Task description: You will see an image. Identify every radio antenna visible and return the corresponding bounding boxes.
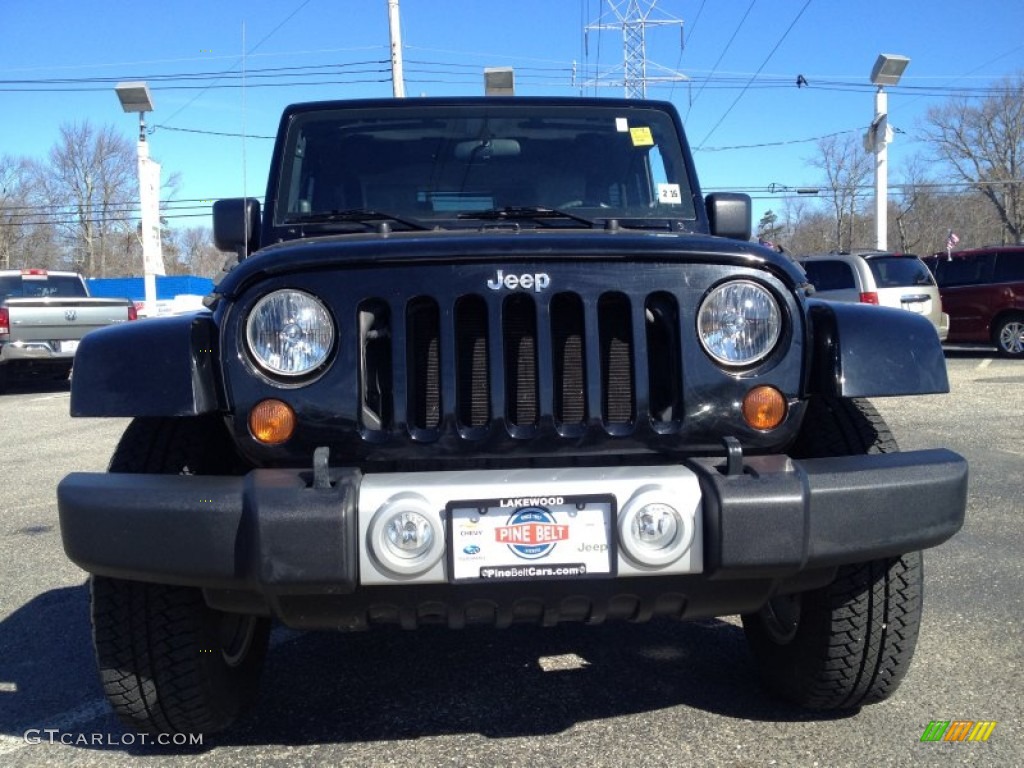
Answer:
[241,21,249,258]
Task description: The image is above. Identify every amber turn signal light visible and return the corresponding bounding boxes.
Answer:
[249,399,296,445]
[742,386,787,430]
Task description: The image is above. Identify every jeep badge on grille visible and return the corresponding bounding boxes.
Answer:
[486,270,551,292]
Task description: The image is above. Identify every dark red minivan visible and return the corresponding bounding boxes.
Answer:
[924,245,1024,358]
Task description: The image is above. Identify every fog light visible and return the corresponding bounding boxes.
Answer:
[385,512,434,558]
[249,399,295,445]
[742,386,787,430]
[619,487,695,567]
[367,493,444,578]
[635,503,679,546]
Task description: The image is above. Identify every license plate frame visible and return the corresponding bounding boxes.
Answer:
[447,493,616,583]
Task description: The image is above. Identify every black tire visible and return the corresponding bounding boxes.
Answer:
[742,397,924,710]
[993,314,1024,358]
[91,416,269,735]
[787,395,898,459]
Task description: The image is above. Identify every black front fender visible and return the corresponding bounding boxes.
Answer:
[70,312,222,417]
[807,300,949,397]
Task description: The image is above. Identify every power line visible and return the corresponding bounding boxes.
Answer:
[695,0,814,150]
[1,58,1015,99]
[5,211,219,227]
[156,0,315,129]
[684,0,756,119]
[0,45,385,75]
[698,128,859,152]
[153,125,276,139]
[669,0,706,100]
[702,179,1024,195]
[0,60,393,85]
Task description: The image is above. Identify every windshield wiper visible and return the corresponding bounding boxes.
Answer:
[456,206,595,228]
[284,208,430,231]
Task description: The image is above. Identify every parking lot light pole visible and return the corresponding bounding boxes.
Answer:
[869,54,909,252]
[115,81,164,315]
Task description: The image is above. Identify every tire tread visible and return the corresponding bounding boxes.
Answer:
[91,416,266,735]
[743,396,923,710]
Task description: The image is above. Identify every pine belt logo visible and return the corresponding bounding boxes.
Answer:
[920,720,997,742]
[496,507,569,560]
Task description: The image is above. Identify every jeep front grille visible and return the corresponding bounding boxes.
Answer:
[358,291,683,441]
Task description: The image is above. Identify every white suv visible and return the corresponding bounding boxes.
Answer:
[799,251,949,340]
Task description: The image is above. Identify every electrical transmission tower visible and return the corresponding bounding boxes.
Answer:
[584,0,686,98]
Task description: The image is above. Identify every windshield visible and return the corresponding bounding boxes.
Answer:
[0,274,87,300]
[867,256,935,288]
[274,103,696,228]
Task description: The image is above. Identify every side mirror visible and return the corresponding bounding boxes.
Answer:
[213,198,261,262]
[705,193,752,241]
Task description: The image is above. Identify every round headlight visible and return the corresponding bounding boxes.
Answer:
[697,280,781,366]
[246,290,335,377]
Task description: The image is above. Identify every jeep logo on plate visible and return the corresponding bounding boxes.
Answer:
[486,269,550,293]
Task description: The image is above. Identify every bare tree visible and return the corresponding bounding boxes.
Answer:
[170,226,228,278]
[808,135,872,252]
[33,121,140,277]
[920,73,1024,243]
[0,155,62,270]
[781,202,835,256]
[0,155,28,271]
[892,157,937,255]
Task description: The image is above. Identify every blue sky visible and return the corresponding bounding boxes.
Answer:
[2,0,1022,231]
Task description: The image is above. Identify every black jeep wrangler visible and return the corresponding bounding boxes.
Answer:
[58,97,967,735]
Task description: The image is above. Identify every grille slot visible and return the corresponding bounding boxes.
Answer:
[645,292,682,425]
[455,296,490,428]
[598,292,635,426]
[358,299,393,431]
[551,292,586,427]
[503,294,538,428]
[406,297,441,431]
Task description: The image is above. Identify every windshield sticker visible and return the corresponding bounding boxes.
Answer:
[630,126,654,146]
[615,117,629,132]
[658,183,682,204]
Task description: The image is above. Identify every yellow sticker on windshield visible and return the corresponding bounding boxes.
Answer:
[630,126,654,146]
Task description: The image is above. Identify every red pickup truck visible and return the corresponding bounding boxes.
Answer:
[0,269,137,389]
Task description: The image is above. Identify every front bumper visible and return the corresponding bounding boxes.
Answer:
[58,449,967,626]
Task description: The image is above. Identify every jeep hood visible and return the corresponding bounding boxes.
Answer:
[214,229,804,299]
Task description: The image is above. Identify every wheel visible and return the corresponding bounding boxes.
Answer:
[741,397,924,710]
[993,314,1024,358]
[91,416,269,734]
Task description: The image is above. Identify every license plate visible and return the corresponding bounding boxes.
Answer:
[59,340,79,353]
[903,301,924,313]
[447,494,615,583]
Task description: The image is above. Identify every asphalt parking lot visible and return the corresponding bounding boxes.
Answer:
[0,351,1020,767]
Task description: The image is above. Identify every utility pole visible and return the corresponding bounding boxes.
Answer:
[387,0,406,98]
[585,0,686,98]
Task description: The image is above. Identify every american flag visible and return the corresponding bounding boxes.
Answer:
[946,231,960,249]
